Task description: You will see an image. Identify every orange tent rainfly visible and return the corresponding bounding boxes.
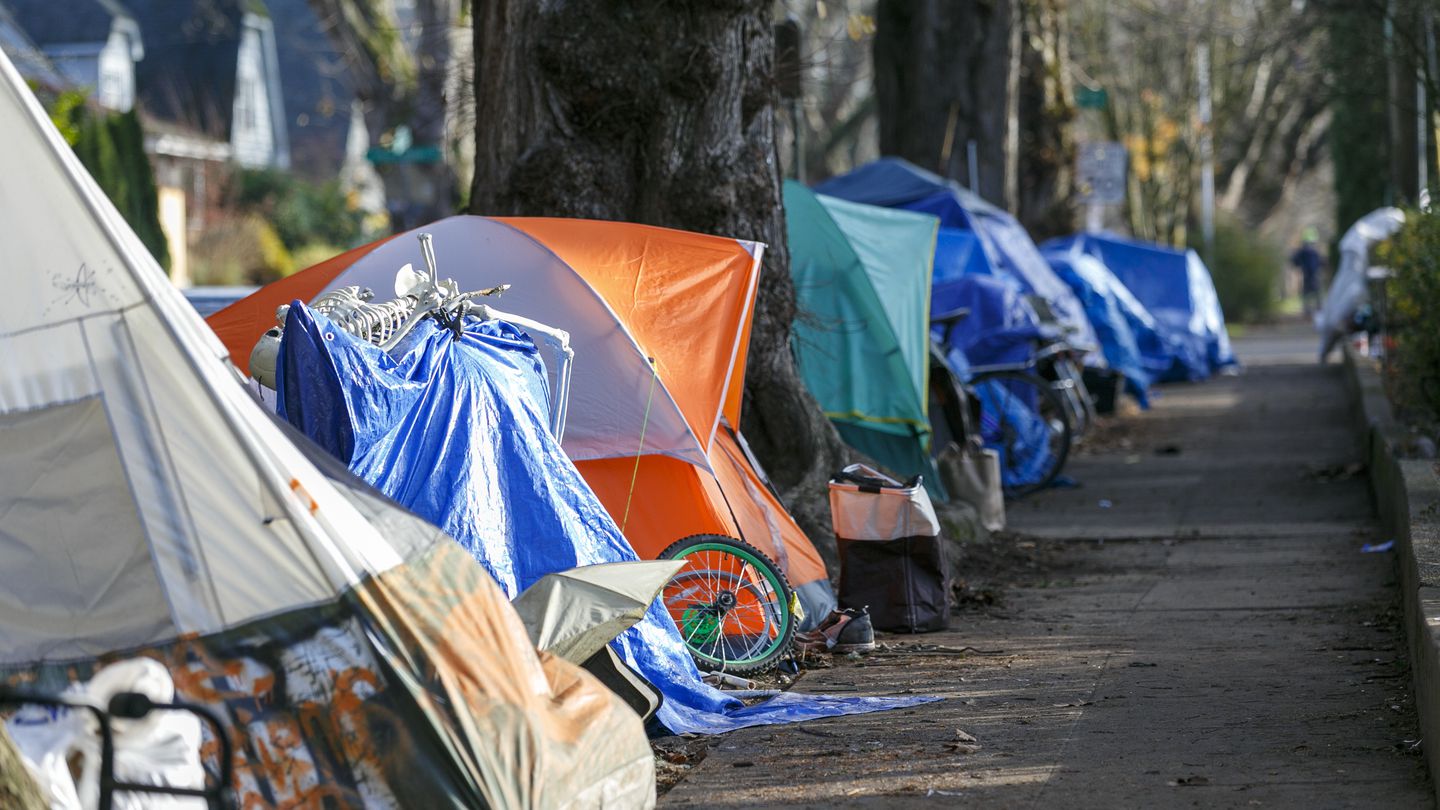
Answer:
[209,215,837,624]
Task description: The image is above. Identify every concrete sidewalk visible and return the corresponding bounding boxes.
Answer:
[660,322,1433,808]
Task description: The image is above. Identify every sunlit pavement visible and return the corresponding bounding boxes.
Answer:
[660,320,1433,808]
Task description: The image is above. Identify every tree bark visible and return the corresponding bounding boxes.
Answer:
[469,0,850,566]
[874,0,1020,209]
[1016,0,1076,239]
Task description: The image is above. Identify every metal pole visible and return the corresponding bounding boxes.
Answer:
[1426,8,1438,203]
[1387,0,1399,205]
[1197,42,1215,261]
[1420,42,1429,199]
[967,140,979,195]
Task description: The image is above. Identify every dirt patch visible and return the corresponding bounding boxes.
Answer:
[951,531,1083,610]
[653,736,712,796]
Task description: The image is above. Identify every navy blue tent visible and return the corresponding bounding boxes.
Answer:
[1044,233,1236,380]
[816,158,1100,358]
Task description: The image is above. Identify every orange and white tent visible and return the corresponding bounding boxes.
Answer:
[209,216,837,621]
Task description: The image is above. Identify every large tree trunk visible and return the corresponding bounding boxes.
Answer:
[874,0,1020,209]
[1016,0,1076,239]
[469,0,850,567]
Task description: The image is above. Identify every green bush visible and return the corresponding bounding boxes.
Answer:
[189,214,294,286]
[1195,219,1282,324]
[1377,209,1440,419]
[49,95,170,270]
[233,169,363,253]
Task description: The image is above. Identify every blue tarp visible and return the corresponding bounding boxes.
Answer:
[1045,234,1236,380]
[927,274,1055,487]
[815,158,1101,359]
[275,304,938,735]
[931,270,1047,370]
[972,377,1055,488]
[1042,245,1165,407]
[934,227,1001,284]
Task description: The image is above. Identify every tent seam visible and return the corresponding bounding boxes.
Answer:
[78,325,185,641]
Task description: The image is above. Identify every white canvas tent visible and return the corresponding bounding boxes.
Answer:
[0,47,654,808]
[1317,207,1405,360]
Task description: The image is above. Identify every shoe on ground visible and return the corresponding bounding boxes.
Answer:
[796,607,876,654]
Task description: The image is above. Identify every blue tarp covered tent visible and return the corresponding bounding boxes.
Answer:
[275,305,937,735]
[934,226,1000,284]
[1042,244,1172,406]
[931,238,1047,369]
[815,158,1101,360]
[927,273,1057,488]
[1044,233,1236,380]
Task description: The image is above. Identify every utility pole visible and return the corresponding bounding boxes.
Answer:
[1425,9,1438,204]
[968,140,980,195]
[1197,42,1215,262]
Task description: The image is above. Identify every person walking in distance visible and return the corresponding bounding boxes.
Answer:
[1291,227,1324,317]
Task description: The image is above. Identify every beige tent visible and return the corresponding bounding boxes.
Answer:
[0,47,653,808]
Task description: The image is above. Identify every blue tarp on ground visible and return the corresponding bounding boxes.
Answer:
[1042,245,1167,407]
[275,304,939,735]
[1045,234,1236,380]
[815,158,1101,359]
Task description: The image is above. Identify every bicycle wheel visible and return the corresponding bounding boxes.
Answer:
[970,370,1073,497]
[657,534,796,675]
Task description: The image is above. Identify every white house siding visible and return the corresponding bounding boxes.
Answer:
[230,23,274,168]
[96,29,135,111]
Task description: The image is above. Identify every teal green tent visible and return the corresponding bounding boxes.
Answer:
[784,180,945,499]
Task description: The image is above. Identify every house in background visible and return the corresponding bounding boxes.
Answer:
[0,1,68,93]
[266,0,352,179]
[2,0,389,285]
[5,0,142,112]
[126,0,291,286]
[267,0,384,216]
[128,0,289,172]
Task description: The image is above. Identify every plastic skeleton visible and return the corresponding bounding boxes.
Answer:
[249,232,575,441]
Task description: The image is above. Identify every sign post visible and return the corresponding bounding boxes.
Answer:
[1075,141,1127,233]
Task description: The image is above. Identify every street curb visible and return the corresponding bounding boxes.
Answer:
[1343,345,1440,799]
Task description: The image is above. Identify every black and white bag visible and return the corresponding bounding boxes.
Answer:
[828,464,950,633]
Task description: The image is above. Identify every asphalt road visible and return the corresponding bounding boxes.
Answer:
[660,321,1433,808]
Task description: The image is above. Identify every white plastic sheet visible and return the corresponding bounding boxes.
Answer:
[1317,208,1406,359]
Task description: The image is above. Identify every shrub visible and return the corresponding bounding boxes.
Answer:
[48,95,170,269]
[1377,209,1440,419]
[232,169,364,252]
[291,242,346,271]
[1196,219,1282,324]
[189,215,294,286]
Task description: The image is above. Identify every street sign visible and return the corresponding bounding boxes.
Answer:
[1076,141,1127,205]
[366,145,442,165]
[1076,86,1108,109]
